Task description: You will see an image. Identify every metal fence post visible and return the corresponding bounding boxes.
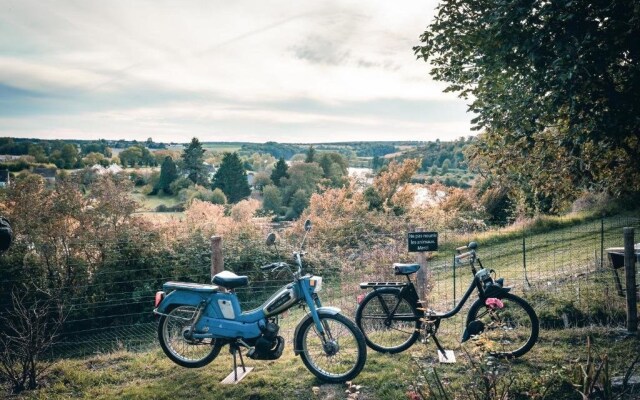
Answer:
[452,254,456,308]
[415,227,428,299]
[211,236,224,281]
[624,228,637,333]
[600,217,605,269]
[522,226,531,288]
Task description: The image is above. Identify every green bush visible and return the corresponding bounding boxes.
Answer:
[169,177,192,194]
[210,188,227,205]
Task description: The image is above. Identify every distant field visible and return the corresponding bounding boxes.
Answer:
[130,190,181,212]
[202,143,244,152]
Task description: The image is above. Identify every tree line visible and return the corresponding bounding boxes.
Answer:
[415,0,640,214]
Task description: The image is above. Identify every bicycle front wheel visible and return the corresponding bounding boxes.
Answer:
[466,293,539,358]
[355,288,421,354]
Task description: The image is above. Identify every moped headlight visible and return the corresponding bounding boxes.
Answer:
[309,276,322,293]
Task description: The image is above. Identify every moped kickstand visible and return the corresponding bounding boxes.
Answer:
[222,341,253,384]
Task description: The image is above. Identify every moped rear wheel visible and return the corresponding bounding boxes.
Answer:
[296,312,366,383]
[158,305,222,368]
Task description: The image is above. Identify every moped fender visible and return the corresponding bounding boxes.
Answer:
[293,307,341,355]
[316,306,340,315]
[482,284,511,299]
[155,290,208,314]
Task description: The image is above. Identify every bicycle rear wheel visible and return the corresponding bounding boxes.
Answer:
[355,288,421,354]
[466,293,539,358]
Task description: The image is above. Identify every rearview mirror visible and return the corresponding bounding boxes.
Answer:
[0,217,12,253]
[304,219,312,232]
[266,232,277,246]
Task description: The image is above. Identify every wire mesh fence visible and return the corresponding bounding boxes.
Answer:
[2,214,634,360]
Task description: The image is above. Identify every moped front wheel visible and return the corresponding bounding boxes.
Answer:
[466,293,539,358]
[158,305,222,368]
[295,312,366,383]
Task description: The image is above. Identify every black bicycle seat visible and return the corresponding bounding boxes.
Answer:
[393,263,421,275]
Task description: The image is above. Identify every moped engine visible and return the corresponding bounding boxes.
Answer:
[247,321,285,360]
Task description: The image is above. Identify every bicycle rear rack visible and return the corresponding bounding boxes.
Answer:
[359,282,408,289]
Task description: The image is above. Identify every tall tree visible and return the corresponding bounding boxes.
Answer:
[305,146,316,163]
[262,185,282,214]
[280,162,324,204]
[270,157,289,187]
[182,138,207,185]
[156,156,178,194]
[415,0,640,207]
[212,152,251,203]
[28,144,47,163]
[319,152,348,187]
[60,144,79,169]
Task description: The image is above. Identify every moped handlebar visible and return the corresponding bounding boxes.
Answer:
[457,250,474,260]
[454,249,477,266]
[260,262,288,271]
[456,241,478,254]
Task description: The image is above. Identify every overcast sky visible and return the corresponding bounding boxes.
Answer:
[0,0,473,143]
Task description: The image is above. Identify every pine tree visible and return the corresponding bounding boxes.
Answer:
[270,157,289,187]
[182,138,207,185]
[156,156,178,194]
[212,152,251,203]
[305,146,316,163]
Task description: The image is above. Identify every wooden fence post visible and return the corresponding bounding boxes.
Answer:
[415,227,428,300]
[623,227,637,333]
[211,236,224,281]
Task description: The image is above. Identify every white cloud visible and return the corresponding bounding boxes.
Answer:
[0,0,474,142]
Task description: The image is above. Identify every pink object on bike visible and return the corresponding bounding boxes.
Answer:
[357,294,366,304]
[485,298,504,309]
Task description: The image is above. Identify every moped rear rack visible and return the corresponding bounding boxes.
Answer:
[153,308,196,321]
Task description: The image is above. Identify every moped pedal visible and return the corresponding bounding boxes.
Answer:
[246,348,256,359]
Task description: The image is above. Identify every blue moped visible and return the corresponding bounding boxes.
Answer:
[153,220,366,383]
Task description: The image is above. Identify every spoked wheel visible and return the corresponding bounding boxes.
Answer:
[158,305,222,368]
[355,288,421,353]
[466,293,539,358]
[296,312,366,383]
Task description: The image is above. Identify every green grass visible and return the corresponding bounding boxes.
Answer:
[12,326,639,399]
[130,191,181,212]
[416,212,638,320]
